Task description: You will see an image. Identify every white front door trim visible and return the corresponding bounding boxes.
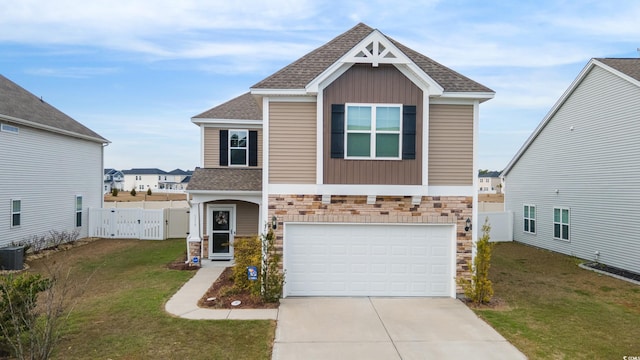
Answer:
[207,204,236,260]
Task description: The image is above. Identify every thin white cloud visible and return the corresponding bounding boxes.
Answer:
[25,67,120,78]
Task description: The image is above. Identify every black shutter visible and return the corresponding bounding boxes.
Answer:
[219,130,228,166]
[402,105,416,160]
[249,130,258,166]
[331,104,345,158]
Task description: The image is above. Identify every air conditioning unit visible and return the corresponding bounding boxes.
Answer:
[0,246,24,270]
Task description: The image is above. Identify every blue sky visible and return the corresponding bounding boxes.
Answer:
[1,0,639,172]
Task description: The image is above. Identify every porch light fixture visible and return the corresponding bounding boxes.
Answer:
[271,216,277,230]
[465,218,472,232]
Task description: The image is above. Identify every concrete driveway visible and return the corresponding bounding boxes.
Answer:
[272,297,526,360]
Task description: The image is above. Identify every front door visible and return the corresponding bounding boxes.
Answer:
[209,205,235,260]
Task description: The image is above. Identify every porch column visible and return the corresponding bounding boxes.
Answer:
[186,202,203,265]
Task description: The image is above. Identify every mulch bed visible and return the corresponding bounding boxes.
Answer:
[582,262,640,282]
[197,267,279,309]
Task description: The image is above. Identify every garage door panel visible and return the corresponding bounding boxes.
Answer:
[285,224,453,297]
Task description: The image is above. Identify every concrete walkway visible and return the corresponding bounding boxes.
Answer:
[272,297,526,360]
[164,260,278,320]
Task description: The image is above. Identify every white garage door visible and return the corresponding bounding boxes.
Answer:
[284,223,454,297]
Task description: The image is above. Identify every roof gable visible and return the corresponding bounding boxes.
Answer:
[502,58,640,176]
[0,75,107,143]
[251,23,493,95]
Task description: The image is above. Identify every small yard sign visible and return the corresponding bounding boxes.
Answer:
[247,266,258,281]
[192,256,199,264]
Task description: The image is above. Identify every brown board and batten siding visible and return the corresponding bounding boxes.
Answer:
[428,104,473,185]
[323,64,423,185]
[269,102,317,183]
[203,127,263,168]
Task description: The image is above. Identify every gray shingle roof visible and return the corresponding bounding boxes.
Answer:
[251,23,493,93]
[193,92,262,120]
[0,74,107,142]
[597,58,640,82]
[187,168,262,191]
[122,168,168,175]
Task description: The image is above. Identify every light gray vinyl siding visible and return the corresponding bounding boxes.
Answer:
[505,65,640,275]
[0,122,103,247]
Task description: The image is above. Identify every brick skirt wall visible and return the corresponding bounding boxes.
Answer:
[268,195,473,283]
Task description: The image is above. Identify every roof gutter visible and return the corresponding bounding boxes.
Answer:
[0,113,110,144]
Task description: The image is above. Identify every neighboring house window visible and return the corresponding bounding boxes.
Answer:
[345,104,402,159]
[1,123,19,134]
[75,196,82,227]
[11,199,21,227]
[553,207,570,241]
[219,130,258,167]
[139,185,144,190]
[523,205,536,234]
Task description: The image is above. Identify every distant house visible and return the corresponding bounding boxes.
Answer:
[0,75,108,247]
[122,168,191,192]
[161,169,192,191]
[502,58,640,276]
[478,171,502,194]
[186,23,494,297]
[104,168,124,193]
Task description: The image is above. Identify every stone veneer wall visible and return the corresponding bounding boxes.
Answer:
[268,195,474,288]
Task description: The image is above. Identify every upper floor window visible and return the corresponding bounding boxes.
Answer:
[523,204,536,234]
[229,130,248,166]
[11,199,21,227]
[330,104,416,160]
[1,123,19,134]
[345,104,401,159]
[75,196,83,227]
[219,130,258,167]
[553,207,570,241]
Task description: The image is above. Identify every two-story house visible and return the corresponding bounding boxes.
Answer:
[478,171,502,194]
[104,168,124,193]
[186,23,494,298]
[1,74,108,248]
[160,169,192,191]
[122,168,168,192]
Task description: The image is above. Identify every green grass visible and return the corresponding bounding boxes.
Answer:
[474,242,640,359]
[26,239,275,360]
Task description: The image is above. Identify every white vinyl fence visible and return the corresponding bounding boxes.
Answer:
[477,211,513,242]
[89,208,188,240]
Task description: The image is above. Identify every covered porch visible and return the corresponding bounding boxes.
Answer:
[185,168,263,264]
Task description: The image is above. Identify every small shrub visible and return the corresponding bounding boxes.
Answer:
[0,273,52,358]
[111,187,119,196]
[130,188,137,196]
[232,237,262,295]
[458,218,495,304]
[146,188,152,196]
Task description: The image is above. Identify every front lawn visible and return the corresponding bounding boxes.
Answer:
[25,239,275,359]
[474,242,640,359]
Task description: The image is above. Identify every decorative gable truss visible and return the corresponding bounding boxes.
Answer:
[306,30,444,96]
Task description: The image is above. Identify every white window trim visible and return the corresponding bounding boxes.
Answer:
[1,123,19,134]
[75,195,83,227]
[523,204,536,234]
[553,207,570,241]
[228,129,249,166]
[10,199,21,228]
[344,103,403,160]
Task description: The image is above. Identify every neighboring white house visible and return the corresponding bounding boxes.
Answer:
[122,168,191,193]
[0,74,109,247]
[478,171,502,194]
[161,169,192,191]
[104,168,124,193]
[502,58,640,276]
[122,168,167,192]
